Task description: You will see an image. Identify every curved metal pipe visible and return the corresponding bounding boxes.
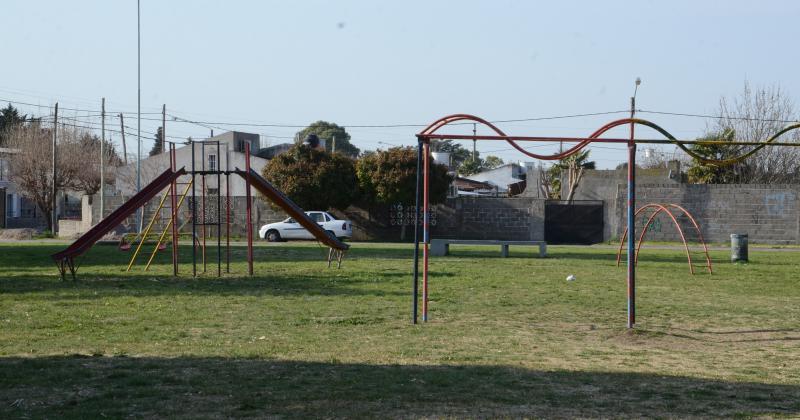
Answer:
[418,114,800,166]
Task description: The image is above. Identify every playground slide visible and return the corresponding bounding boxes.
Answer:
[52,168,187,273]
[236,168,350,251]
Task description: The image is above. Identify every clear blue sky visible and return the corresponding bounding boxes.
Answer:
[2,0,799,168]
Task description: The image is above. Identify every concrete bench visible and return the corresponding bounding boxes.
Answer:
[430,239,547,258]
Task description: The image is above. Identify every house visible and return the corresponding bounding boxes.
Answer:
[1,147,50,229]
[452,177,498,196]
[463,163,527,196]
[115,131,268,197]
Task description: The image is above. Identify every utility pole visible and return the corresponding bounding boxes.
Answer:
[137,0,142,232]
[51,103,58,235]
[331,135,336,154]
[162,104,166,154]
[472,123,477,162]
[100,97,105,218]
[119,113,128,166]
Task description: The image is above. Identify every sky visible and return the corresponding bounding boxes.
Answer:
[2,0,799,168]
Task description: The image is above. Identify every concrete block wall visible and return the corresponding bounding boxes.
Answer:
[615,184,799,244]
[333,197,545,242]
[433,197,545,241]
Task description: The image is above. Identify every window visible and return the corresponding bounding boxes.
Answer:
[310,213,324,223]
[208,154,217,171]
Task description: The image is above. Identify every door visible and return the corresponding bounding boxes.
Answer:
[281,217,305,239]
[303,212,325,239]
[545,200,604,244]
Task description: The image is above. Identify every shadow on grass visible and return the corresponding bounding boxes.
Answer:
[1,356,798,418]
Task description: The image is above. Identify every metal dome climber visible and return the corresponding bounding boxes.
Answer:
[615,204,713,275]
[412,113,800,328]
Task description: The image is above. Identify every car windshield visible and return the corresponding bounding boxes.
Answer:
[284,217,296,223]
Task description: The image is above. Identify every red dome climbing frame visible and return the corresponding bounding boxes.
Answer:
[616,204,712,274]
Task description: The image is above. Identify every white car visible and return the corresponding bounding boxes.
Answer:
[259,211,353,242]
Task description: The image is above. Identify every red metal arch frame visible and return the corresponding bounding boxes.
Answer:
[616,204,712,274]
[413,113,800,328]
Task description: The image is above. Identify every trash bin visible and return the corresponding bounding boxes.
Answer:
[731,233,748,262]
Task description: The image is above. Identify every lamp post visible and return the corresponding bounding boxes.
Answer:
[626,77,641,329]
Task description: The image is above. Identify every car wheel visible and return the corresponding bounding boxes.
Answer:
[325,230,336,239]
[266,230,281,242]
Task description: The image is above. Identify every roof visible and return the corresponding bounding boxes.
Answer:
[453,177,495,191]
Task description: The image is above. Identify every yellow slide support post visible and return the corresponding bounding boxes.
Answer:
[144,180,194,271]
[125,188,172,271]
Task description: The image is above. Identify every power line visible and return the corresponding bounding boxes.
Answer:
[639,109,800,124]
[0,97,161,116]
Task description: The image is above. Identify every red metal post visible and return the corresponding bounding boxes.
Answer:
[201,143,207,272]
[422,139,430,322]
[225,141,231,274]
[245,142,254,276]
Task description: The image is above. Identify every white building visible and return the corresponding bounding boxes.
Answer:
[115,131,268,197]
[464,163,526,195]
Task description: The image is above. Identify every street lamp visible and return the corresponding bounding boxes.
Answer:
[631,77,641,118]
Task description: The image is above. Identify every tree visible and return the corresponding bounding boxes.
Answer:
[356,146,451,240]
[0,104,27,146]
[261,144,358,210]
[690,82,800,183]
[458,158,483,176]
[538,163,561,199]
[7,122,126,231]
[430,139,473,168]
[483,155,504,169]
[686,130,748,184]
[6,123,75,231]
[556,149,595,203]
[356,146,450,207]
[149,127,164,156]
[296,121,360,158]
[62,131,124,195]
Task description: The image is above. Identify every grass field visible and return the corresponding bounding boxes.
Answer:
[1,241,799,418]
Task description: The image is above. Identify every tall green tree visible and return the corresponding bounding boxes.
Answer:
[356,146,451,241]
[262,144,358,210]
[296,121,360,158]
[356,146,451,206]
[0,104,27,146]
[149,127,164,156]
